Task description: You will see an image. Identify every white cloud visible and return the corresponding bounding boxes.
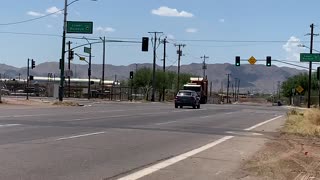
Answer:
[219,18,225,23]
[96,26,116,33]
[27,11,44,17]
[167,34,175,40]
[46,6,62,17]
[186,28,198,33]
[282,36,304,61]
[151,6,194,18]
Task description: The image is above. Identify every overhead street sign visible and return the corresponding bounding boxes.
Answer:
[248,56,257,65]
[84,47,91,54]
[67,21,93,34]
[300,53,320,62]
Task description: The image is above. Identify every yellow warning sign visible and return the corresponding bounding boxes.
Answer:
[296,86,304,94]
[248,56,257,65]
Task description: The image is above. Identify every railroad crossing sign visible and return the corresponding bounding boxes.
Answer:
[296,85,304,94]
[248,56,257,65]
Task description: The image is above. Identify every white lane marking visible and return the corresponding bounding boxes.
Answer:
[118,115,284,180]
[0,124,21,127]
[172,108,207,113]
[55,132,106,141]
[225,112,234,115]
[155,121,178,125]
[244,115,283,131]
[200,116,211,119]
[117,136,234,180]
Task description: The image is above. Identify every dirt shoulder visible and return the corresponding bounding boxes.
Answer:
[235,109,320,180]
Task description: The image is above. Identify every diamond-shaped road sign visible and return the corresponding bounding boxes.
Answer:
[296,85,304,94]
[248,56,257,65]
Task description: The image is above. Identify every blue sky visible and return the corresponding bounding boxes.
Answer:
[0,0,320,68]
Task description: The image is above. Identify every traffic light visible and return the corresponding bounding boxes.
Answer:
[90,81,94,85]
[142,37,149,52]
[29,75,34,81]
[68,50,74,60]
[31,59,35,69]
[130,71,134,79]
[235,56,240,66]
[317,67,320,80]
[266,56,271,67]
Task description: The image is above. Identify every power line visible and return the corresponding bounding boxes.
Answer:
[175,39,320,43]
[0,9,64,26]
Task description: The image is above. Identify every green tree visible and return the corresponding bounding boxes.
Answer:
[281,73,317,97]
[132,68,152,100]
[131,68,194,101]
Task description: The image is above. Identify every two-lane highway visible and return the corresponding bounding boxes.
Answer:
[0,102,286,180]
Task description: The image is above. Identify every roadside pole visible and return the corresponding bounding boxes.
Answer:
[27,58,30,100]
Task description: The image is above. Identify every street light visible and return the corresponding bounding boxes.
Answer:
[298,44,320,53]
[83,37,92,99]
[59,0,97,102]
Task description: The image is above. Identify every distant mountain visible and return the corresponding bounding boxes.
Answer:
[0,62,306,93]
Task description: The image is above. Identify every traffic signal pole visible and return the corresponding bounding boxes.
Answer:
[59,0,68,102]
[27,58,30,100]
[67,41,71,98]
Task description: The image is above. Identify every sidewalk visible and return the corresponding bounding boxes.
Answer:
[119,116,285,180]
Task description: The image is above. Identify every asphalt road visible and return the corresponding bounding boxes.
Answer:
[0,102,286,180]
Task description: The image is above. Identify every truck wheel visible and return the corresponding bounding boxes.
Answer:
[180,106,183,108]
[175,104,178,108]
[192,105,196,109]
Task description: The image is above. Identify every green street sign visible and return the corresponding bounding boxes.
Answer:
[300,53,320,62]
[67,21,93,34]
[84,47,91,54]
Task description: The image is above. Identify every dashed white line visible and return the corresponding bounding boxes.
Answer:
[0,124,21,127]
[155,121,178,125]
[200,116,211,119]
[55,132,106,141]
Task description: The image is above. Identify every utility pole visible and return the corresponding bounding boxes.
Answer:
[67,41,71,98]
[232,82,234,101]
[101,36,106,93]
[175,44,186,93]
[233,78,238,102]
[210,81,212,97]
[27,58,30,100]
[148,31,163,102]
[237,79,240,101]
[88,43,92,99]
[59,0,68,102]
[226,74,231,104]
[307,24,318,108]
[162,37,167,102]
[221,81,224,103]
[278,81,281,100]
[201,55,209,78]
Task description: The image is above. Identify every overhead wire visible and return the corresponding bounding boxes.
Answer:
[0,8,64,26]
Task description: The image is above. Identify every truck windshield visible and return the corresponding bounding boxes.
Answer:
[183,86,201,92]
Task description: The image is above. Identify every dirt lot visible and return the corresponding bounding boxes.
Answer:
[235,109,320,180]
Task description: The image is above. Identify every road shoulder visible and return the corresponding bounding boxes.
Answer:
[118,116,285,180]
